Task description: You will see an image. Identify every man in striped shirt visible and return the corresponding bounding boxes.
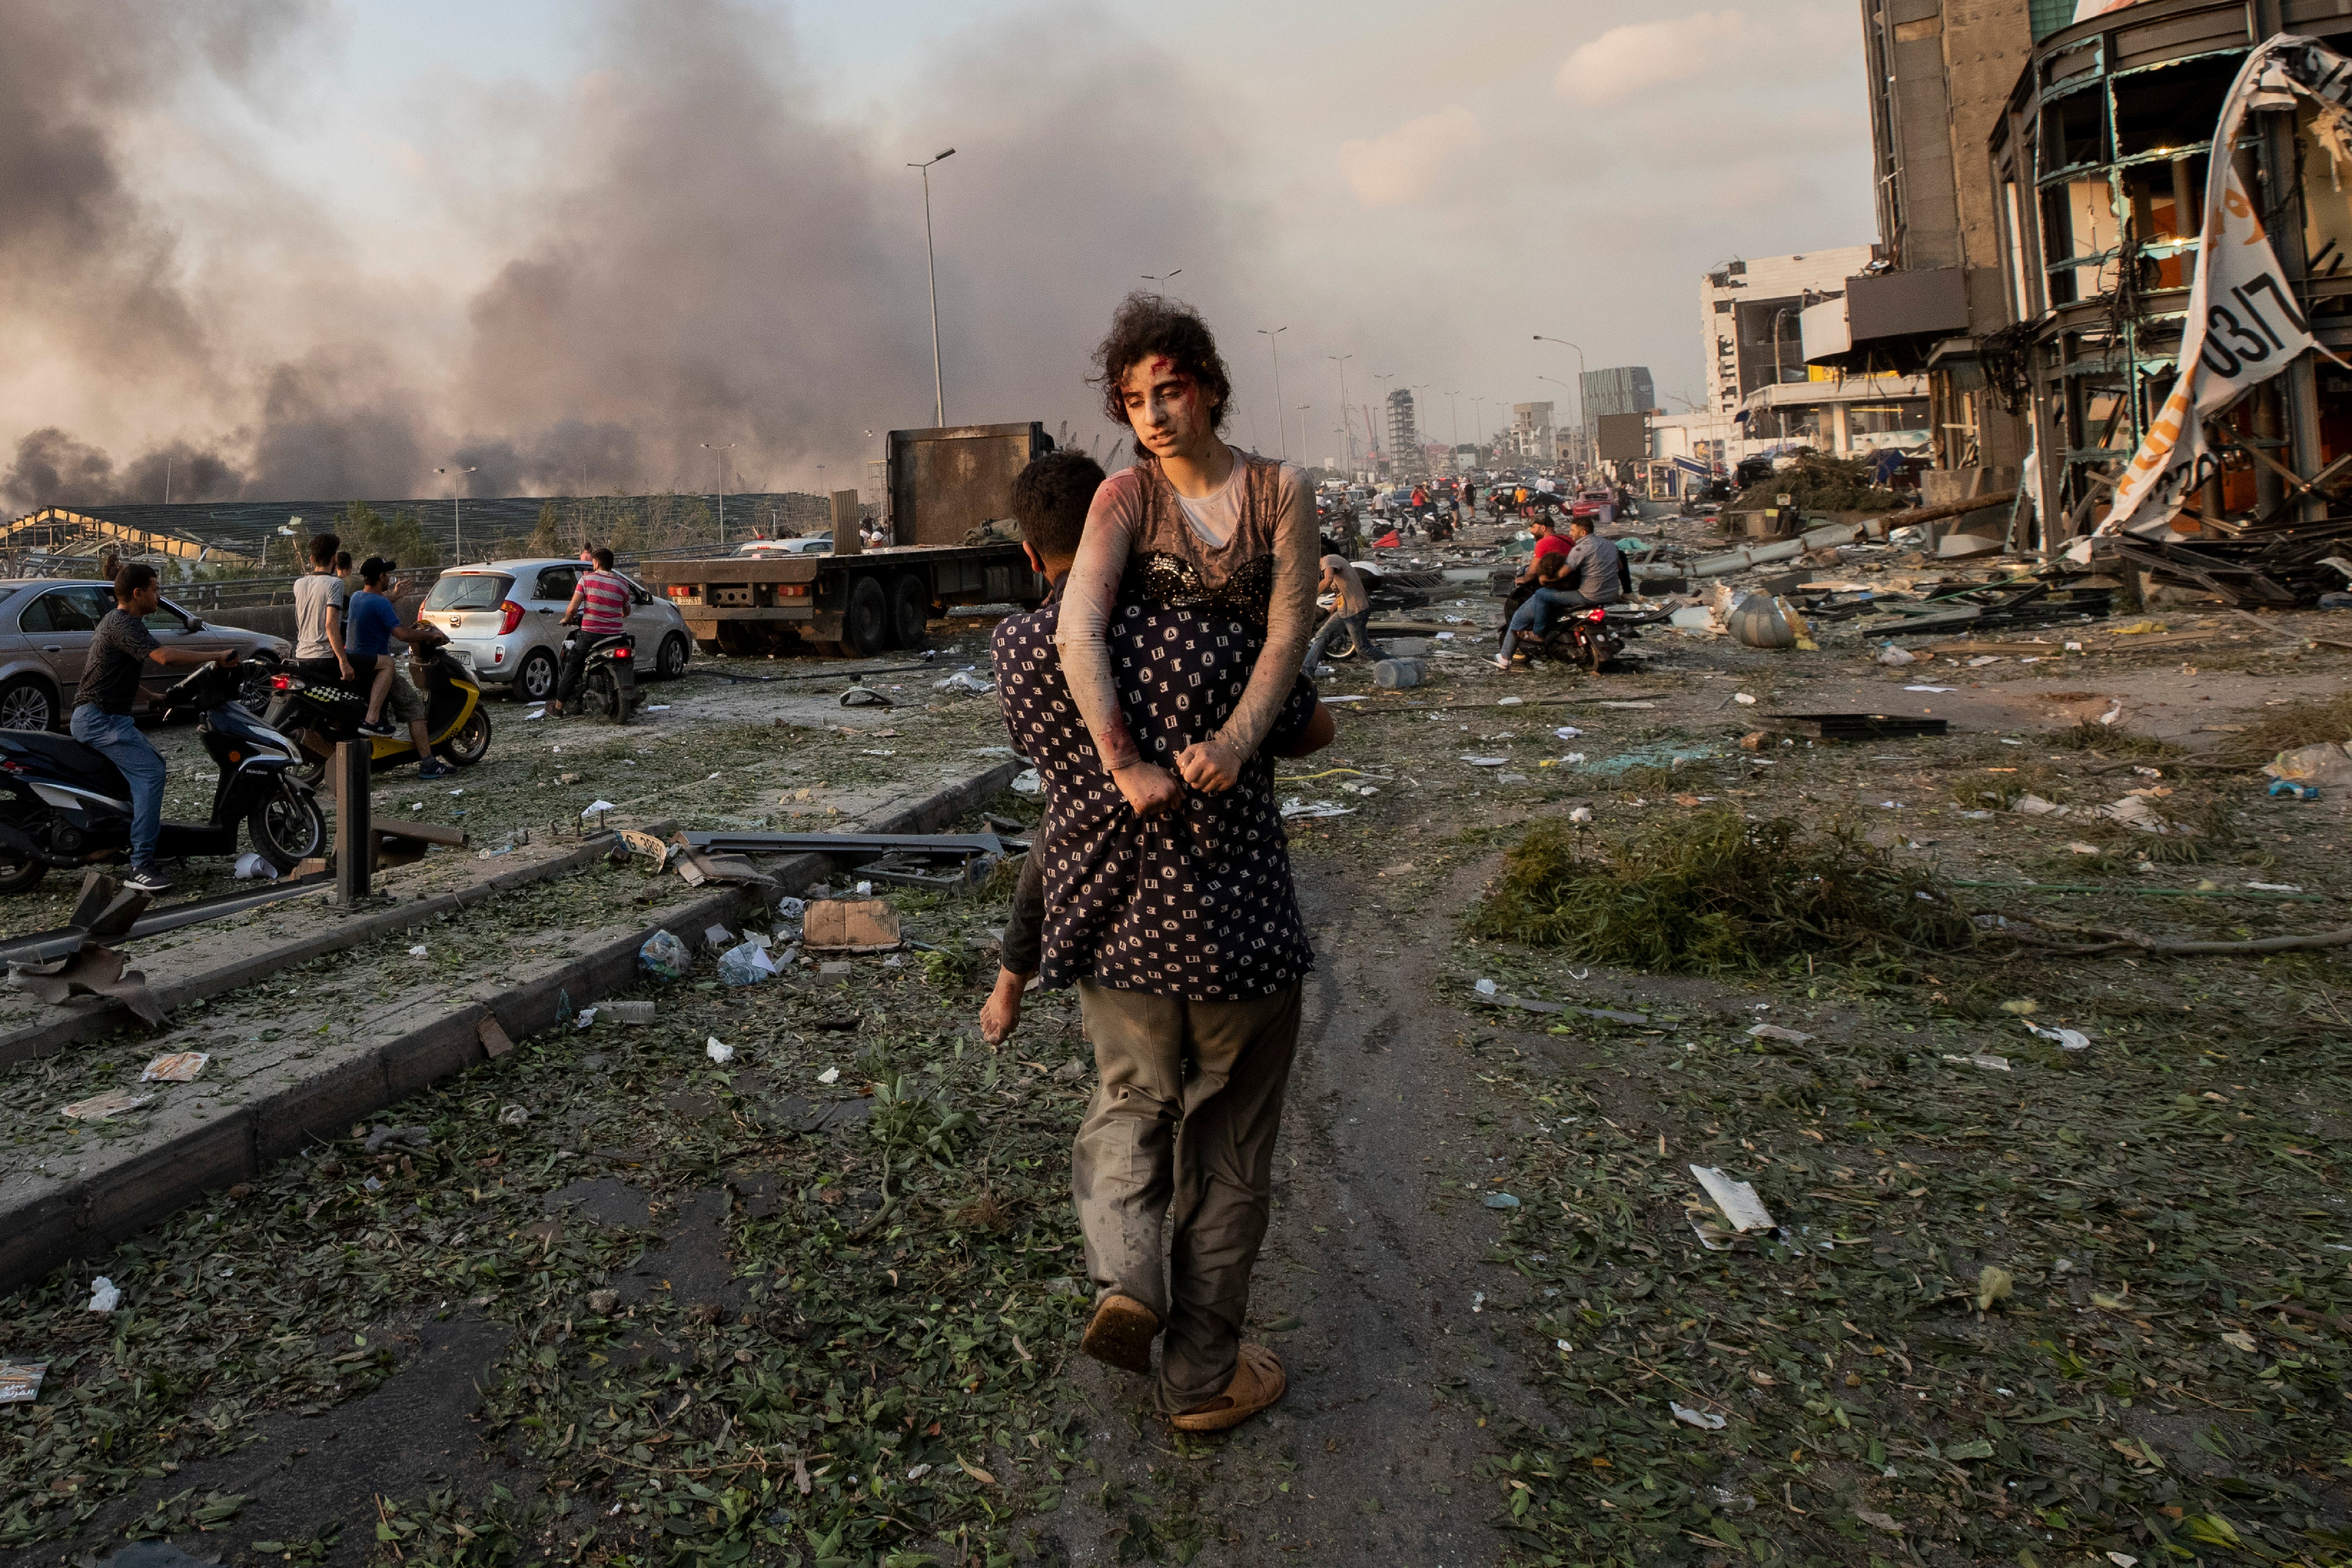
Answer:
[549,546,632,717]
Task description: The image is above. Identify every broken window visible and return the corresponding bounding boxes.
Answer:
[2041,84,2109,173]
[2040,178,2118,305]
[2110,54,2240,160]
[2117,154,2204,289]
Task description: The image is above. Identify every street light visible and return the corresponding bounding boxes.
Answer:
[1532,334,1587,472]
[1326,355,1354,466]
[1294,405,1312,468]
[909,147,956,426]
[1256,327,1288,459]
[1141,269,1182,285]
[702,443,738,546]
[1471,395,1488,451]
[433,466,476,564]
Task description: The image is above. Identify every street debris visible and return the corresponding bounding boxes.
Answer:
[1745,1023,1812,1044]
[1942,1052,2012,1071]
[59,1090,149,1122]
[2024,1021,2090,1050]
[1669,1401,1728,1431]
[0,1361,46,1404]
[1688,1165,1776,1236]
[639,928,691,979]
[139,1052,210,1082]
[362,1125,430,1154]
[232,852,278,880]
[1280,799,1355,819]
[1483,1192,1521,1209]
[705,1037,734,1064]
[86,1278,119,1314]
[802,898,901,953]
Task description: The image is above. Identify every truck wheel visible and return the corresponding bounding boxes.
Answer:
[888,575,931,650]
[842,576,891,656]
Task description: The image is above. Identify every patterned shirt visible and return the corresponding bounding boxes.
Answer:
[578,570,631,634]
[994,598,1317,1001]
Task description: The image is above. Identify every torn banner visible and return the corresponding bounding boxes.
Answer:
[2098,34,2352,539]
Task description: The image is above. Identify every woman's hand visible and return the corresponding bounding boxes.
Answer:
[980,968,1029,1045]
[1110,761,1184,819]
[1175,737,1244,793]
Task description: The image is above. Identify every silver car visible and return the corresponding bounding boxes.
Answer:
[0,578,291,733]
[418,558,692,702]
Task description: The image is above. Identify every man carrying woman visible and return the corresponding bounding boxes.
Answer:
[997,293,1321,1433]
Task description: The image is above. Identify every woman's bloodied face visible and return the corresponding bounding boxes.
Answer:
[1118,355,1219,461]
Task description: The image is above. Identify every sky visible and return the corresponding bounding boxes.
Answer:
[0,0,1878,506]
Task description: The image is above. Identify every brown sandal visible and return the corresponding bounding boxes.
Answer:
[1170,1343,1286,1432]
[1080,1293,1161,1377]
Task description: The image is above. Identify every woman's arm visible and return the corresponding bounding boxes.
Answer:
[1050,473,1180,816]
[1176,466,1318,791]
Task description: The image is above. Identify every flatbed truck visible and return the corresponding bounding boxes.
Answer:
[638,422,1053,656]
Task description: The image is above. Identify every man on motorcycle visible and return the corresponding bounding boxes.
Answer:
[69,564,238,893]
[1494,515,1622,668]
[547,546,630,718]
[348,558,457,778]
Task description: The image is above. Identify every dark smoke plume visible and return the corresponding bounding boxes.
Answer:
[2,0,1265,508]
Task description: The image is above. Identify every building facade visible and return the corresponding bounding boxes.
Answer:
[1504,401,1557,464]
[1700,248,1879,415]
[1385,389,1426,478]
[1837,0,2038,490]
[1990,0,2352,542]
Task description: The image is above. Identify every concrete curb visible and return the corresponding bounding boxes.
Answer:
[0,759,1021,1297]
[0,825,667,1071]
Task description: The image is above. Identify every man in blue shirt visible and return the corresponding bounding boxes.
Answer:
[346,558,455,777]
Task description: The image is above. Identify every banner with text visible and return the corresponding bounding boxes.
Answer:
[2096,36,2352,536]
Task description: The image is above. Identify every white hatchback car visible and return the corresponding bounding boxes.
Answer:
[418,558,692,702]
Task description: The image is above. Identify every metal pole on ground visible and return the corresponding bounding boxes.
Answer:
[333,740,372,905]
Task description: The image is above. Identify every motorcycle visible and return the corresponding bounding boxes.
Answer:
[267,640,493,780]
[560,625,639,725]
[0,660,324,894]
[1510,603,1672,674]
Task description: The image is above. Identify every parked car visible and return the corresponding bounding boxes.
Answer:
[0,578,291,733]
[417,558,692,702]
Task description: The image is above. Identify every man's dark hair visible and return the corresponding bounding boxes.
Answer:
[309,532,340,566]
[113,562,157,600]
[1566,514,1594,533]
[1010,450,1105,563]
[591,546,615,570]
[1089,292,1232,435]
[336,551,352,572]
[360,556,393,586]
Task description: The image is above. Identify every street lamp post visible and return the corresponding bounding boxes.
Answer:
[1369,372,1395,471]
[1141,269,1182,285]
[1256,327,1288,460]
[1327,354,1353,467]
[1294,405,1312,468]
[702,443,738,546]
[909,147,956,426]
[433,466,476,564]
[1471,396,1487,453]
[1531,334,1587,474]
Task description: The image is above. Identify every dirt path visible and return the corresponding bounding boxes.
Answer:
[1031,849,1545,1566]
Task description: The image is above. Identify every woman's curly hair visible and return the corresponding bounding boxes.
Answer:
[1089,291,1232,435]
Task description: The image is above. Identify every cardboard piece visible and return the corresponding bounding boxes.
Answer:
[802,897,902,953]
[478,1014,515,1059]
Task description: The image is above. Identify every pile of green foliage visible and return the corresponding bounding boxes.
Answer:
[1470,807,1972,972]
[1731,449,1900,514]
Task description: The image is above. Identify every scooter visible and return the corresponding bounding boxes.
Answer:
[1512,603,1672,674]
[558,624,638,725]
[267,640,494,779]
[0,660,324,894]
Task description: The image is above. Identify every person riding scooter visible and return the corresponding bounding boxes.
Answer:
[68,564,239,894]
[1495,514,1621,669]
[340,558,456,778]
[547,546,631,719]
